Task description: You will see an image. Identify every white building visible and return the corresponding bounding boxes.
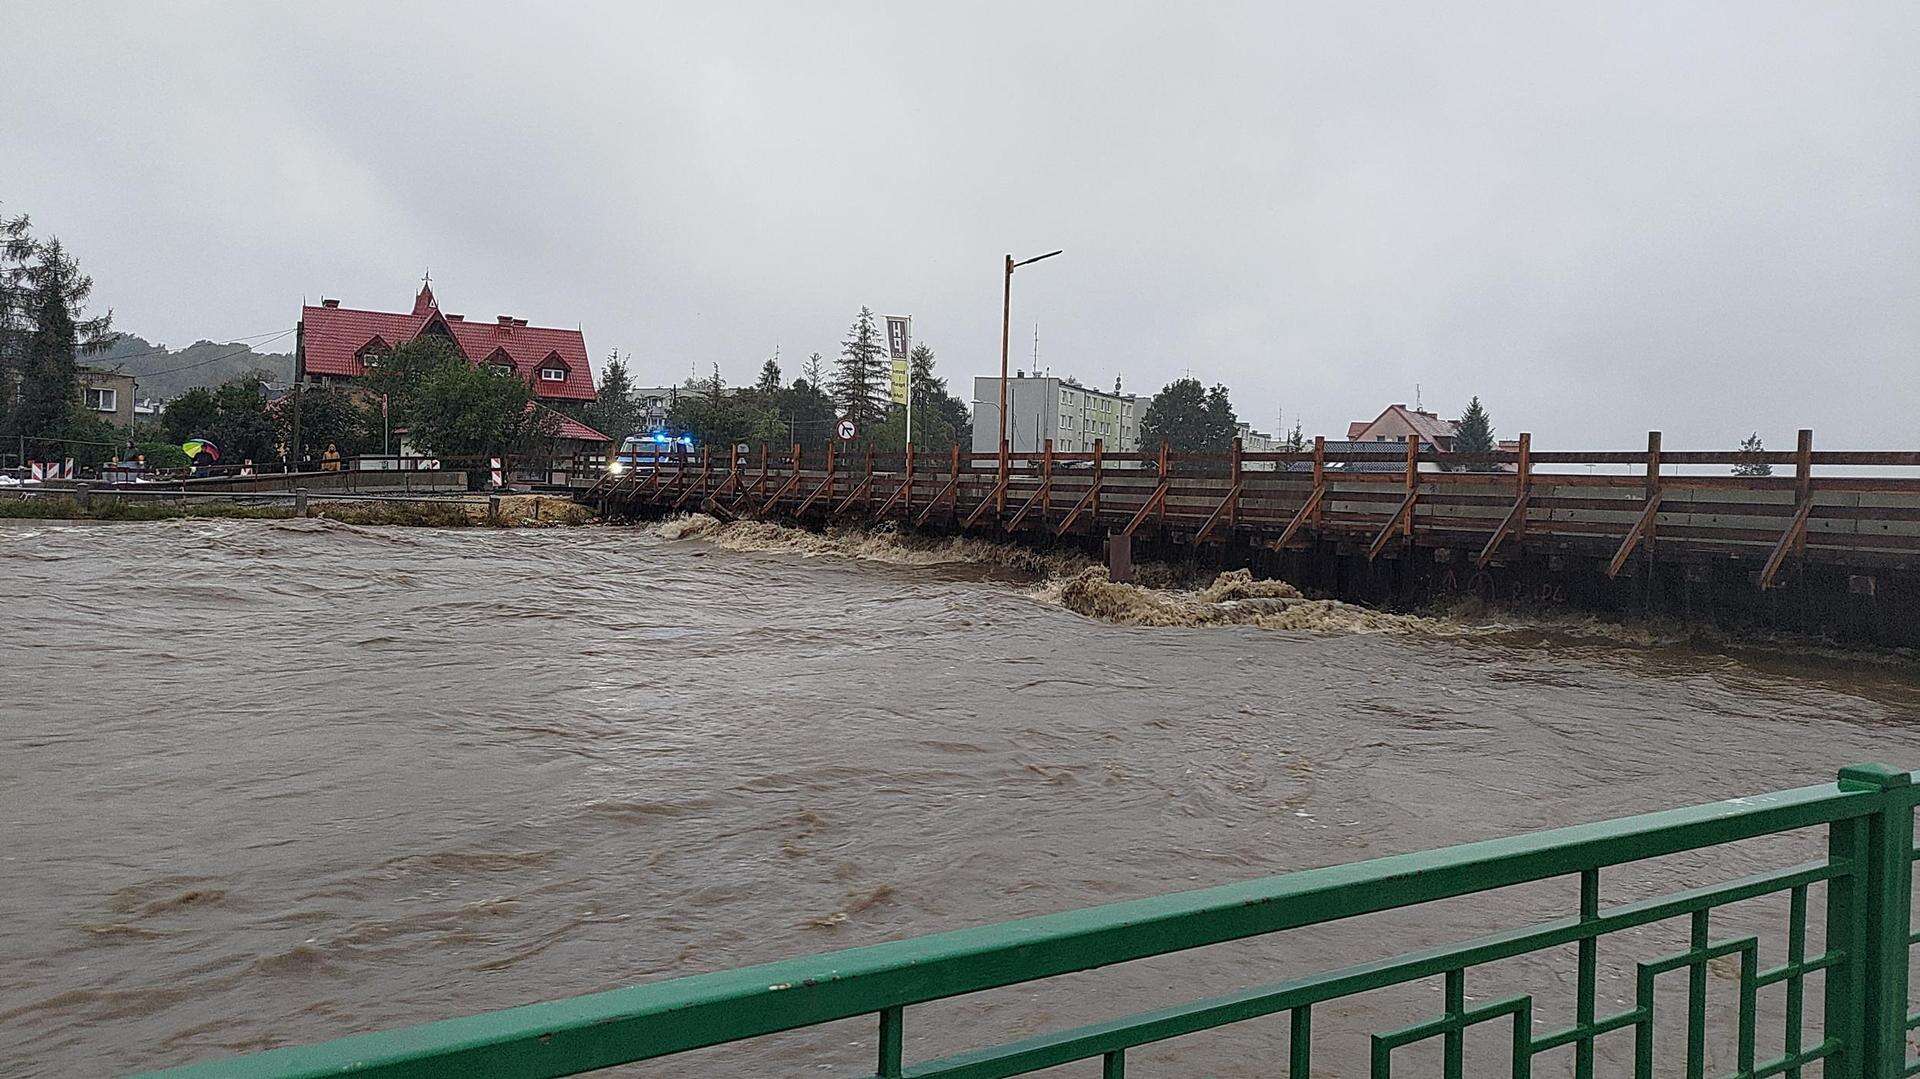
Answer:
[971,374,1140,454]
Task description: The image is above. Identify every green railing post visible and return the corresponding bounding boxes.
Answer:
[1834,764,1914,1078]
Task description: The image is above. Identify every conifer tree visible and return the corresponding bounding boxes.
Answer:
[832,307,887,428]
[801,352,826,390]
[1454,396,1495,454]
[1733,433,1773,477]
[756,357,782,394]
[586,350,641,440]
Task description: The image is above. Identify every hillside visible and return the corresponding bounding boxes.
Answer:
[86,333,295,400]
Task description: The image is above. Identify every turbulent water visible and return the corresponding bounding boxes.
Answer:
[3,515,1918,1077]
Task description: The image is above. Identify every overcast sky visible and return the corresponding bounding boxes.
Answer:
[6,2,1915,448]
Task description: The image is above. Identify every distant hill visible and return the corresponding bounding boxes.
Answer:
[86,334,295,401]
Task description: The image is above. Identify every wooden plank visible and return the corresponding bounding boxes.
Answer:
[831,475,875,516]
[913,477,960,527]
[1120,482,1171,538]
[1366,491,1417,561]
[1269,485,1325,550]
[1193,483,1243,543]
[1005,479,1054,531]
[1605,492,1666,578]
[1054,482,1100,536]
[962,477,1010,529]
[1758,499,1814,590]
[1474,491,1533,569]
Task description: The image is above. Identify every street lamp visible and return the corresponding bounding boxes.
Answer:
[998,249,1062,509]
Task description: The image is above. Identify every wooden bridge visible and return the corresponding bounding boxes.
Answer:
[587,433,1920,642]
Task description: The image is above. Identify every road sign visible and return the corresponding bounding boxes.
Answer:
[836,418,857,441]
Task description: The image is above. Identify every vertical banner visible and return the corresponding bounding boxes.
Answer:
[885,316,911,405]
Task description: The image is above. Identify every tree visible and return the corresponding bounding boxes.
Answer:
[161,375,282,465]
[586,350,642,442]
[755,357,782,395]
[777,377,838,450]
[832,307,887,429]
[899,343,970,451]
[1283,422,1306,453]
[801,352,826,389]
[366,336,558,472]
[1138,378,1239,458]
[7,235,113,460]
[287,384,378,459]
[1454,397,1495,454]
[1733,433,1773,477]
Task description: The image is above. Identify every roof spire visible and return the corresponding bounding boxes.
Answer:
[413,269,437,316]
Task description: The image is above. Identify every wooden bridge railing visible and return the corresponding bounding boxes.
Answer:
[591,431,1920,585]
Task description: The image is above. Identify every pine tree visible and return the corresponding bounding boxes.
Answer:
[1733,433,1773,477]
[1284,422,1306,453]
[0,212,31,439]
[756,357,782,394]
[1454,396,1495,454]
[832,307,887,428]
[586,350,640,440]
[801,352,826,390]
[12,237,111,455]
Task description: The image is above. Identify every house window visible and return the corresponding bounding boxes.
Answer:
[540,367,566,382]
[85,387,116,412]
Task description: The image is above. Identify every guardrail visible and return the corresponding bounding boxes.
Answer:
[142,763,1918,1078]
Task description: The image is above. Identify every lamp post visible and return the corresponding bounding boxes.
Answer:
[998,249,1062,509]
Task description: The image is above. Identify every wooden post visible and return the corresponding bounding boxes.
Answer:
[1644,431,1662,556]
[1404,435,1419,537]
[1158,440,1170,530]
[1229,436,1243,529]
[865,446,875,510]
[1514,432,1531,544]
[1092,438,1104,523]
[950,445,961,521]
[997,438,1009,513]
[1796,428,1814,503]
[1311,436,1325,528]
[1042,438,1054,521]
[825,440,836,505]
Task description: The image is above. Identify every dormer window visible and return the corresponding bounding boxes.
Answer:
[483,347,516,375]
[356,336,392,369]
[540,366,566,382]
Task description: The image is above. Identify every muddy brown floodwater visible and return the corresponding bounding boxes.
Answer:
[3,516,1918,1077]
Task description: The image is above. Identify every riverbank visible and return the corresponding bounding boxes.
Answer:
[0,493,595,527]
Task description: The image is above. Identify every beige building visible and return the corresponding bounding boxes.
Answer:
[76,367,137,428]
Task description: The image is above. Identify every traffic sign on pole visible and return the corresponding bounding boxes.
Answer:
[836,418,858,441]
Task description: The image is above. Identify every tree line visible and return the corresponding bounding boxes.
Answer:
[0,211,119,466]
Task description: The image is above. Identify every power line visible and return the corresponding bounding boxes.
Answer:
[92,327,295,368]
[128,329,296,380]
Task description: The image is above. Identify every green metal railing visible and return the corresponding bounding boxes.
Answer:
[142,764,1920,1078]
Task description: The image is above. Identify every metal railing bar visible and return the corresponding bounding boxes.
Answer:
[138,788,1871,1079]
[892,861,1835,1079]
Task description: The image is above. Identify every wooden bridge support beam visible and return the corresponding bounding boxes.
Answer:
[1476,432,1532,569]
[1760,429,1816,590]
[1607,432,1663,578]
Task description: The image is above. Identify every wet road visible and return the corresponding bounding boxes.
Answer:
[2,517,1916,1076]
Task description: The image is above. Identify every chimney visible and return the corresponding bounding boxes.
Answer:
[512,318,527,327]
[320,298,340,308]
[446,314,464,321]
[497,315,514,328]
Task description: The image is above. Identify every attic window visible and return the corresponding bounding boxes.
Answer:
[540,366,566,382]
[356,337,392,368]
[483,348,515,375]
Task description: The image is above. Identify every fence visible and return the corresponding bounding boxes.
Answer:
[592,434,1920,586]
[142,763,1918,1078]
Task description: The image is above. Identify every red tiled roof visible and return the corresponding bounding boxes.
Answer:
[531,402,610,443]
[1348,404,1459,446]
[300,286,595,401]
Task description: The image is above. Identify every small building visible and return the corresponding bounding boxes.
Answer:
[76,367,136,428]
[1346,403,1460,449]
[971,373,1139,454]
[297,283,595,407]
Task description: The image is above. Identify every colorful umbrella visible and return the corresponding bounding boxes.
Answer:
[182,438,221,461]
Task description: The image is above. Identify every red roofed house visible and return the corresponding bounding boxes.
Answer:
[1346,403,1463,449]
[296,282,608,476]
